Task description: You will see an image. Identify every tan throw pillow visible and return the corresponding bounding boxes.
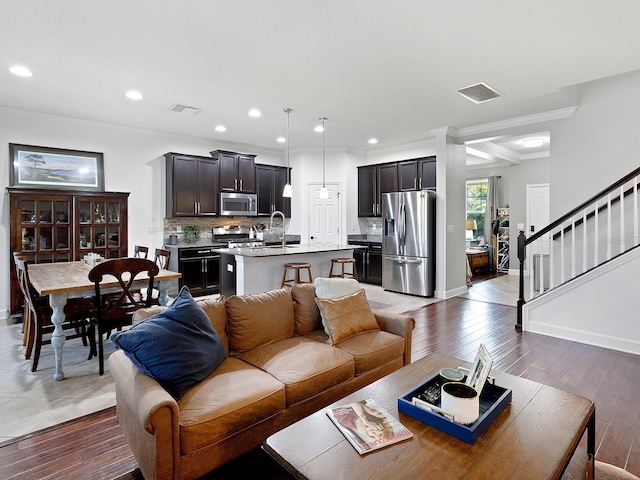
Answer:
[314,289,379,345]
[291,283,322,335]
[226,288,295,354]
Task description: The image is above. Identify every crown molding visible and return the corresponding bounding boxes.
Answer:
[453,106,578,138]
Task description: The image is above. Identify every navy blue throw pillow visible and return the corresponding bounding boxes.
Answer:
[111,286,227,400]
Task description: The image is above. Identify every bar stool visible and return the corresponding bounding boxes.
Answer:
[281,263,313,288]
[329,258,359,280]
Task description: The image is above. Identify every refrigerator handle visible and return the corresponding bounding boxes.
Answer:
[399,201,406,249]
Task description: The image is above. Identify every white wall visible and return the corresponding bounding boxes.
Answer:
[551,69,640,218]
[524,246,640,355]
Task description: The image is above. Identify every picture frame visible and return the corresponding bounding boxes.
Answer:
[9,143,105,191]
[466,344,493,394]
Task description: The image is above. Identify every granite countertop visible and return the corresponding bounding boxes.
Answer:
[213,244,355,257]
[347,234,382,245]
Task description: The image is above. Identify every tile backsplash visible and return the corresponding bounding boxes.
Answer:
[365,218,383,235]
[163,217,280,244]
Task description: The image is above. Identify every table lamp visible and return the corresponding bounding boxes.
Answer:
[466,220,477,241]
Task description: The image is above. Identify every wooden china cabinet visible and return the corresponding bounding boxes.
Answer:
[7,187,129,314]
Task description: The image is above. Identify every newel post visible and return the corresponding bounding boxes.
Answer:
[516,230,526,330]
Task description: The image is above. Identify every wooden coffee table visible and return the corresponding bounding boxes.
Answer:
[262,353,595,480]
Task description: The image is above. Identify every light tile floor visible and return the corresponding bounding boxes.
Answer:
[0,275,518,442]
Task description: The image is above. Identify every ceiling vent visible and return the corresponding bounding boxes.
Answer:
[169,103,199,115]
[457,83,502,104]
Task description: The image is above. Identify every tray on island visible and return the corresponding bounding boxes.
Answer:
[398,372,512,444]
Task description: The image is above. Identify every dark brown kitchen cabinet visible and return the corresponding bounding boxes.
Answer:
[165,153,218,217]
[7,187,129,314]
[168,246,220,297]
[211,150,256,193]
[255,164,291,217]
[357,163,398,217]
[398,156,436,191]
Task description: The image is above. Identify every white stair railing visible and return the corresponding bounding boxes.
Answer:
[517,168,640,328]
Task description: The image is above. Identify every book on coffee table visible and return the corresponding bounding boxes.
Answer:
[326,398,413,454]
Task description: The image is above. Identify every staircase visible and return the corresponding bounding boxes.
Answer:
[516,166,640,355]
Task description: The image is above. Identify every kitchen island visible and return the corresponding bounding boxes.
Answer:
[215,244,355,295]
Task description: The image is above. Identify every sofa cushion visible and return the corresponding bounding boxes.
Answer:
[178,357,286,455]
[290,283,322,335]
[314,277,361,299]
[335,330,406,375]
[111,286,227,400]
[315,289,380,345]
[226,288,295,354]
[196,295,229,352]
[237,337,355,407]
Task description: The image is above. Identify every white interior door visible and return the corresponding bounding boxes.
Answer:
[526,183,551,286]
[307,183,340,245]
[527,184,551,255]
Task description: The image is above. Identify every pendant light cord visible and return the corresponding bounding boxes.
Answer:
[321,117,326,187]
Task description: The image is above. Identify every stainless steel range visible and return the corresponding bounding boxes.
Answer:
[211,226,264,248]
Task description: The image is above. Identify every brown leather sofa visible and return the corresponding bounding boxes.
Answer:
[108,283,415,480]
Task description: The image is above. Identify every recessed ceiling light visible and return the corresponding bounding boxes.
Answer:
[215,125,227,132]
[522,138,544,148]
[9,65,32,77]
[248,109,261,117]
[126,90,143,100]
[276,136,286,143]
[314,125,324,133]
[368,138,378,144]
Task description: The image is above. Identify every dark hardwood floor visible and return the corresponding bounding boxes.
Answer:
[2,293,639,479]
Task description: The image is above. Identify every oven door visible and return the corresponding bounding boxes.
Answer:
[220,193,257,216]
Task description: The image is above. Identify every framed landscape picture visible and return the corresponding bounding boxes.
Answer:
[9,144,105,191]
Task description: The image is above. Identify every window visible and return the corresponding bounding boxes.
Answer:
[466,178,488,241]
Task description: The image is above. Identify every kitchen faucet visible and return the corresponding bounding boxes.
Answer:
[270,210,286,247]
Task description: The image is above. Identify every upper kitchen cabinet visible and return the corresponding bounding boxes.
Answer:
[357,163,398,217]
[398,156,436,191]
[166,153,219,217]
[255,164,291,217]
[211,150,256,193]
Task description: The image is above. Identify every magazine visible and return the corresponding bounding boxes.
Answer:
[326,398,413,454]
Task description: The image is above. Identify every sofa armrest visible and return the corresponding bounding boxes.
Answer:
[108,350,180,480]
[373,311,415,365]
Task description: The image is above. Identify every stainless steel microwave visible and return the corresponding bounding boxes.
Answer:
[219,192,257,216]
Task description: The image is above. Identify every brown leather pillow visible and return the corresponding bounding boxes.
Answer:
[314,289,379,345]
[226,288,294,353]
[291,283,322,335]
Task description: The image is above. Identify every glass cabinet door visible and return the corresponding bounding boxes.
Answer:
[77,197,126,259]
[19,196,72,262]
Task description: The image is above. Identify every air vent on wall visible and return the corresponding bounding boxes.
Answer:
[169,103,199,115]
[457,83,502,104]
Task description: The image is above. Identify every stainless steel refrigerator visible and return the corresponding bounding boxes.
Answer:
[382,190,436,297]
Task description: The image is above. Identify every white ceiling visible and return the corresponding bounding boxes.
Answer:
[2,1,640,165]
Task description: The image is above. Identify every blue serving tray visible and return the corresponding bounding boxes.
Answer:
[398,373,512,444]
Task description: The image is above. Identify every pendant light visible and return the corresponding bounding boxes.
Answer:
[282,108,293,198]
[319,117,328,199]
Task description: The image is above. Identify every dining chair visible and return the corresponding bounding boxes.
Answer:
[154,248,171,270]
[13,252,31,348]
[134,245,149,259]
[19,257,94,372]
[88,258,159,375]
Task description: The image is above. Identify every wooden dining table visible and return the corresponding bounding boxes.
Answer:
[28,260,181,381]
